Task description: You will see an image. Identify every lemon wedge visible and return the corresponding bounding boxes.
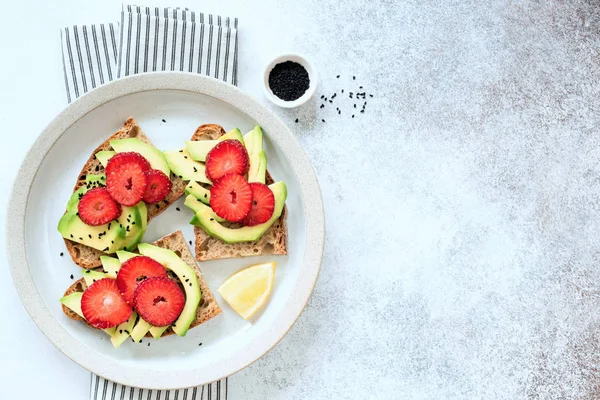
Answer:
[218,262,276,320]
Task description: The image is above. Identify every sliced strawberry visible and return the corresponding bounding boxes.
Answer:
[78,187,122,226]
[210,173,253,222]
[106,162,147,206]
[133,277,185,326]
[242,183,275,226]
[81,278,132,329]
[105,152,151,176]
[205,139,250,181]
[142,169,172,204]
[116,256,167,304]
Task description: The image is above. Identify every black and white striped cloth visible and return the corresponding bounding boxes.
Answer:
[61,5,238,103]
[59,5,237,399]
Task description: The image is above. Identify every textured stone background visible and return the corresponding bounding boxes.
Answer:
[1,0,600,399]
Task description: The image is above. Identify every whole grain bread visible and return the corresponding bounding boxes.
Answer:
[190,124,288,261]
[63,117,186,269]
[61,230,222,337]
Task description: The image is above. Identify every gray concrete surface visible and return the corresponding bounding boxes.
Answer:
[232,1,600,398]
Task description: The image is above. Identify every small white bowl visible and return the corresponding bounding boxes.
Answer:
[263,53,318,108]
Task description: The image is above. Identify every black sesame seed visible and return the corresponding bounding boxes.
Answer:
[198,343,202,346]
[124,330,130,334]
[185,279,189,282]
[204,194,207,198]
[370,94,374,98]
[70,274,74,279]
[111,240,114,244]
[322,119,326,122]
[320,104,324,109]
[70,234,73,238]
[132,221,135,225]
[156,204,160,208]
[329,100,333,103]
[320,95,324,99]
[338,110,341,114]
[193,167,197,172]
[189,283,192,287]
[196,198,201,202]
[179,149,183,153]
[359,86,363,89]
[148,343,150,346]
[79,237,83,241]
[352,115,355,118]
[85,270,90,274]
[178,175,182,179]
[162,119,166,123]
[336,75,340,78]
[189,241,192,245]
[341,89,344,93]
[119,330,123,334]
[184,156,187,159]
[60,252,64,256]
[360,110,365,113]
[295,118,299,123]
[176,207,180,211]
[108,223,111,230]
[353,76,356,80]
[93,279,97,282]
[324,97,327,101]
[210,218,215,221]
[354,104,356,108]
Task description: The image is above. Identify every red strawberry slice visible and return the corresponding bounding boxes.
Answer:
[105,152,151,176]
[205,139,250,181]
[142,169,172,204]
[242,183,275,226]
[133,277,185,326]
[116,256,167,304]
[81,278,132,329]
[78,187,122,226]
[106,162,147,206]
[210,173,253,222]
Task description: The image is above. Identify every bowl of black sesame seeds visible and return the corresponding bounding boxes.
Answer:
[263,53,318,108]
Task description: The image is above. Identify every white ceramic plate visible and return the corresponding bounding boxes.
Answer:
[6,72,324,389]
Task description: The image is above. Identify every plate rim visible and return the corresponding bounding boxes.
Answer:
[6,72,325,389]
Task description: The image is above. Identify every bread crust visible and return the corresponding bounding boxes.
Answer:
[63,117,185,269]
[61,230,222,338]
[190,125,289,261]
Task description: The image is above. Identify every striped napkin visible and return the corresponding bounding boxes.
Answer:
[59,5,237,399]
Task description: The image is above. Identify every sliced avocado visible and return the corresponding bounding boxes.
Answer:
[110,138,170,176]
[95,151,116,168]
[149,326,169,340]
[118,203,146,251]
[60,292,116,336]
[100,256,121,278]
[60,292,84,318]
[243,126,263,156]
[130,318,152,343]
[185,181,210,205]
[137,243,201,337]
[163,149,210,184]
[190,181,287,243]
[184,194,226,223]
[185,128,244,162]
[110,312,137,348]
[116,250,138,263]
[58,212,127,253]
[248,150,267,184]
[82,269,109,286]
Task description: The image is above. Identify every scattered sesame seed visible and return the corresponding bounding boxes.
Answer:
[189,241,192,245]
[176,207,180,211]
[341,89,344,93]
[210,218,215,221]
[354,104,356,108]
[162,119,166,123]
[359,86,363,89]
[320,104,324,109]
[70,274,73,279]
[184,156,187,159]
[353,76,356,80]
[320,95,324,99]
[352,115,355,118]
[60,252,64,257]
[329,100,333,103]
[148,343,150,347]
[336,75,340,78]
[370,94,374,98]
[179,149,183,153]
[295,118,299,123]
[193,167,197,172]
[360,110,365,113]
[322,119,326,122]
[198,343,202,346]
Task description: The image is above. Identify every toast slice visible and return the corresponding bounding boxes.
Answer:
[61,230,222,337]
[63,117,186,269]
[189,124,288,261]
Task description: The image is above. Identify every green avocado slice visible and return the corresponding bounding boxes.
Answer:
[58,212,127,253]
[243,126,263,156]
[137,243,201,337]
[183,194,225,223]
[110,312,138,348]
[130,318,152,343]
[248,150,267,184]
[116,250,138,263]
[190,181,287,243]
[149,326,169,340]
[110,138,170,176]
[100,256,121,278]
[95,150,115,168]
[185,128,244,162]
[163,149,210,183]
[82,269,109,286]
[185,181,210,205]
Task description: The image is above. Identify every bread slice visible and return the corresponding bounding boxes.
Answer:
[61,230,222,337]
[63,117,186,269]
[190,124,288,261]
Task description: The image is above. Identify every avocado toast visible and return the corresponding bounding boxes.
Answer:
[59,117,186,269]
[177,124,289,261]
[61,230,222,343]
